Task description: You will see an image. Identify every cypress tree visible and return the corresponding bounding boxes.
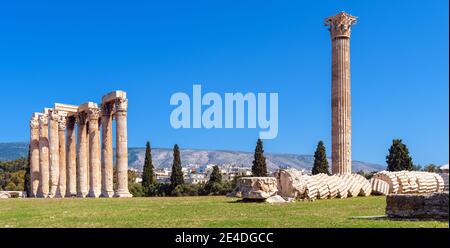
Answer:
[142,142,155,189]
[251,139,268,177]
[386,139,413,171]
[23,145,31,196]
[203,165,223,195]
[208,166,222,184]
[312,141,330,175]
[170,144,184,188]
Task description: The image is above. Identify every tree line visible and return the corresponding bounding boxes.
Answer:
[0,138,442,196]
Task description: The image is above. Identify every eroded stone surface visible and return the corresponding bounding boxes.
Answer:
[386,192,449,220]
[233,177,278,199]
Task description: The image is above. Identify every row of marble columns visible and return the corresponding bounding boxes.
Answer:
[29,91,132,198]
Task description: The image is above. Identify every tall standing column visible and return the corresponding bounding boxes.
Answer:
[57,115,67,198]
[38,114,50,198]
[101,103,114,197]
[325,12,357,175]
[88,107,101,197]
[29,114,40,197]
[66,116,77,197]
[114,97,132,197]
[76,112,89,198]
[48,110,60,198]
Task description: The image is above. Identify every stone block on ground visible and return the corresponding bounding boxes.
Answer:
[386,192,449,220]
[275,168,307,199]
[233,177,278,200]
[265,195,288,204]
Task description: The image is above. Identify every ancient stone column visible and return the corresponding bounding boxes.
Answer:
[101,102,114,197]
[38,114,50,198]
[88,106,101,197]
[29,114,40,197]
[114,97,132,197]
[76,112,89,198]
[325,12,357,175]
[48,110,60,198]
[66,116,77,197]
[57,115,67,197]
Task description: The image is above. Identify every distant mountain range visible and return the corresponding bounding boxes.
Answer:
[0,142,385,173]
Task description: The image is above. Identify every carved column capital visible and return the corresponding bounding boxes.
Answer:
[49,110,60,122]
[58,116,67,131]
[325,11,357,39]
[39,114,49,126]
[88,107,100,121]
[115,98,128,113]
[30,116,40,129]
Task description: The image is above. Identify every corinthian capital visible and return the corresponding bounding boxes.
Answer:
[88,107,100,121]
[115,97,128,112]
[30,116,40,129]
[39,114,48,126]
[58,116,67,130]
[325,11,357,39]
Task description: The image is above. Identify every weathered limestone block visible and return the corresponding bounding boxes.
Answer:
[373,171,399,194]
[274,168,307,199]
[233,177,278,199]
[336,176,349,199]
[312,174,330,199]
[386,192,449,220]
[405,172,419,193]
[370,178,389,196]
[374,171,445,195]
[265,195,288,204]
[439,173,449,191]
[414,172,438,194]
[352,174,372,196]
[338,174,360,197]
[0,192,11,199]
[303,177,319,200]
[431,173,445,192]
[394,171,411,194]
[325,175,340,199]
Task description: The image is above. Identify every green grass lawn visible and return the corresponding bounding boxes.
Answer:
[0,196,447,228]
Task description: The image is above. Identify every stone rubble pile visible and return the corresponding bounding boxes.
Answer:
[274,169,372,201]
[229,177,279,200]
[230,169,449,204]
[373,171,447,195]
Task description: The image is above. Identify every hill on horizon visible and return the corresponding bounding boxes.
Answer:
[0,142,385,173]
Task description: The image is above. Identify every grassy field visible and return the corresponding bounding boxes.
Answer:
[0,196,447,228]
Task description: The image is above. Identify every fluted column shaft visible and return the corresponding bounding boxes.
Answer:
[326,12,356,175]
[88,108,101,197]
[331,37,352,174]
[101,103,114,197]
[48,111,60,198]
[57,116,67,198]
[76,112,89,198]
[38,115,50,198]
[114,98,132,197]
[29,116,40,197]
[66,116,77,197]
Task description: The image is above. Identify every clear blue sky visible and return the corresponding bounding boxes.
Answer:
[0,0,448,166]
